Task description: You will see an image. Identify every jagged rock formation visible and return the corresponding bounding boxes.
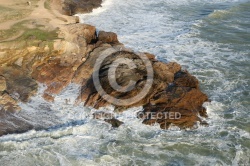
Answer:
[77,41,208,129]
[0,0,210,135]
[140,71,209,129]
[0,23,209,135]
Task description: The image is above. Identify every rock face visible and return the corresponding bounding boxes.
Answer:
[62,0,103,15]
[0,23,209,136]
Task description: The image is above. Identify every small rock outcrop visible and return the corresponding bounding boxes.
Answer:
[98,31,119,44]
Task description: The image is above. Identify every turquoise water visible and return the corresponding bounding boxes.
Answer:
[0,0,249,165]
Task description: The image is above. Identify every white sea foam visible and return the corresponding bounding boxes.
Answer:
[76,0,114,21]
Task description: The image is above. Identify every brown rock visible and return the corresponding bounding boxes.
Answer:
[0,21,209,133]
[0,92,21,113]
[0,66,38,103]
[104,119,124,128]
[153,62,174,83]
[174,71,199,88]
[139,70,208,129]
[75,16,80,23]
[93,111,123,127]
[43,93,55,102]
[166,62,181,74]
[98,31,119,44]
[72,45,116,84]
[62,0,103,15]
[32,58,75,96]
[61,24,97,44]
[78,45,209,129]
[79,50,152,108]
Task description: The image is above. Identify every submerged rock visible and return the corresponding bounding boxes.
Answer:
[93,111,123,128]
[104,119,124,128]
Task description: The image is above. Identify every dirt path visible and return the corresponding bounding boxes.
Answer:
[0,0,75,30]
[0,0,76,41]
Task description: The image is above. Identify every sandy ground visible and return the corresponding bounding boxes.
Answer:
[0,0,76,38]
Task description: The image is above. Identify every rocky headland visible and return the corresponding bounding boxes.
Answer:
[0,0,209,136]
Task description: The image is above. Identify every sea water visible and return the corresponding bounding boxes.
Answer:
[0,0,249,165]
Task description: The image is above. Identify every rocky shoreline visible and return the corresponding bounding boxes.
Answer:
[61,0,103,15]
[0,0,209,136]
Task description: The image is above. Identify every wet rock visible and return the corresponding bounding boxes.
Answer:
[138,70,209,129]
[93,111,123,127]
[0,110,33,136]
[104,118,124,128]
[174,70,199,88]
[93,111,114,119]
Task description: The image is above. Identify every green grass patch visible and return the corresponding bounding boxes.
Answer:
[0,20,58,42]
[0,5,32,23]
[18,29,58,41]
[0,20,27,41]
